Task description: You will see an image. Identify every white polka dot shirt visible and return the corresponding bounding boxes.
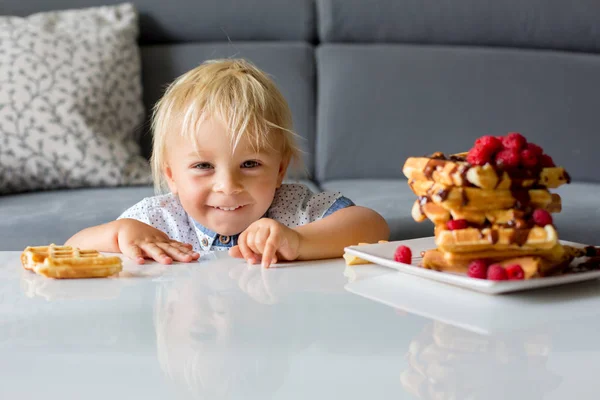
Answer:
[117,183,354,253]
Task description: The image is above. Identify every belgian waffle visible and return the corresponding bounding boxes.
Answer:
[21,244,122,279]
[403,153,570,190]
[412,199,561,225]
[408,180,559,212]
[434,225,558,253]
[420,244,584,277]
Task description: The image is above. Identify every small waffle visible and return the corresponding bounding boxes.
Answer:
[21,244,122,279]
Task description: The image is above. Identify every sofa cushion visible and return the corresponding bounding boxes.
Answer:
[316,44,600,182]
[0,3,151,194]
[0,179,321,251]
[317,0,600,52]
[322,180,600,245]
[139,42,316,178]
[2,0,316,43]
[320,179,433,241]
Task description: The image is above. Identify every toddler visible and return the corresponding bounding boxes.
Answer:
[66,59,389,267]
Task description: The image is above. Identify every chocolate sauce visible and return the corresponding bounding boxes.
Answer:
[510,189,531,210]
[584,246,599,257]
[568,258,600,273]
[509,228,531,246]
[437,188,450,201]
[487,229,499,244]
[424,159,448,179]
[461,189,469,206]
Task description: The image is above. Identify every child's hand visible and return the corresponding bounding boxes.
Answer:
[117,219,199,265]
[228,218,300,268]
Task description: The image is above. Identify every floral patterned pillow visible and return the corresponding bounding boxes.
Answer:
[0,3,151,194]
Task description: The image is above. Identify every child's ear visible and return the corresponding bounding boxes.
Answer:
[276,155,291,188]
[164,165,178,194]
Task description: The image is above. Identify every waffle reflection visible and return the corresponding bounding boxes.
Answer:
[401,321,561,400]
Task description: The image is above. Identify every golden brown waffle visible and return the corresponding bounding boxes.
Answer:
[21,244,122,279]
[408,180,558,212]
[434,225,558,253]
[403,154,570,189]
[412,199,561,225]
[420,244,580,278]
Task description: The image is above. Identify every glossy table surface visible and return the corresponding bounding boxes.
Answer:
[2,249,600,399]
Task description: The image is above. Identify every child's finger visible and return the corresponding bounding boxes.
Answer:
[245,230,260,258]
[238,234,258,264]
[157,242,196,262]
[169,241,199,260]
[141,243,173,265]
[228,245,243,258]
[123,244,145,264]
[262,236,278,268]
[254,226,270,254]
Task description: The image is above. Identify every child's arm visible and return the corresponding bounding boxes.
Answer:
[229,206,389,267]
[294,206,389,260]
[65,219,199,264]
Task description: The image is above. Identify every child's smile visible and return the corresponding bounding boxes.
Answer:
[164,117,288,236]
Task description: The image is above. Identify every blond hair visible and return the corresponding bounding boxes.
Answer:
[150,59,303,193]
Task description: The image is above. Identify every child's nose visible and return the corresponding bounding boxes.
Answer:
[213,171,243,195]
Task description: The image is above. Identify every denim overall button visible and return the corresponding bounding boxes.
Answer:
[219,235,230,244]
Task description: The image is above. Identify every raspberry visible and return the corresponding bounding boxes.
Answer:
[446,219,469,230]
[526,143,544,156]
[520,149,538,168]
[494,148,520,168]
[532,209,553,227]
[467,259,488,279]
[502,132,527,150]
[540,154,555,167]
[394,245,412,264]
[487,264,508,281]
[474,135,502,153]
[506,264,525,280]
[467,145,494,166]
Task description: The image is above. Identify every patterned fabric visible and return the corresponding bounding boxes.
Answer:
[117,184,355,252]
[0,3,151,194]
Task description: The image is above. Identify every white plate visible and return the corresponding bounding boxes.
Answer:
[343,237,600,294]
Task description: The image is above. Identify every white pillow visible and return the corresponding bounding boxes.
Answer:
[0,3,151,194]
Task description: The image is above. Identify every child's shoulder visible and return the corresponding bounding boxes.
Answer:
[119,193,182,219]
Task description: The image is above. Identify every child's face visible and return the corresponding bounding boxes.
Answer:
[164,117,288,235]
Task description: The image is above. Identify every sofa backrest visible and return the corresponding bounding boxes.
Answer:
[5,0,600,183]
[4,0,318,179]
[315,0,600,183]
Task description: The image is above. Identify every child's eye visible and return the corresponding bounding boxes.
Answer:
[193,162,213,170]
[241,160,260,168]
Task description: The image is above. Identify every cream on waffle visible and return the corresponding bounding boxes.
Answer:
[403,153,570,190]
[21,244,122,279]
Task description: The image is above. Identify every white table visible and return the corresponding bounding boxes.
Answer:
[2,250,600,399]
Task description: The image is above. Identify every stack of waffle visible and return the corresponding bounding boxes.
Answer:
[402,137,579,279]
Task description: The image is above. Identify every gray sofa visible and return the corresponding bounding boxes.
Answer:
[2,0,599,251]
